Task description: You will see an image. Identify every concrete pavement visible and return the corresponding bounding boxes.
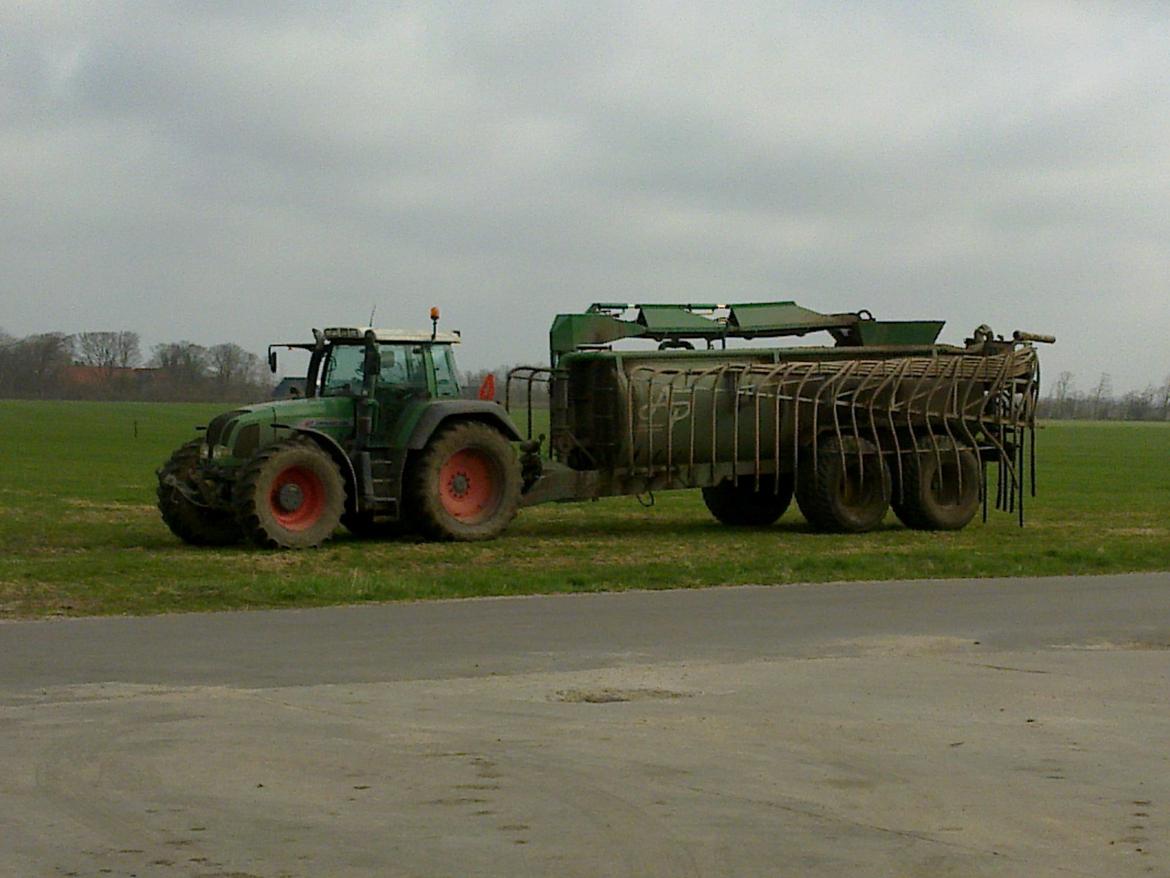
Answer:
[2,573,1169,876]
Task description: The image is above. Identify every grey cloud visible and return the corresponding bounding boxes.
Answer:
[1,1,1167,389]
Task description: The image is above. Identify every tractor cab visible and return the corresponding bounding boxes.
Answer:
[291,327,464,401]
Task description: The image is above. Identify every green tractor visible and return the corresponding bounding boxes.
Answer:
[157,313,524,548]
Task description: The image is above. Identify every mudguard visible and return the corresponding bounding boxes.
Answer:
[406,401,523,449]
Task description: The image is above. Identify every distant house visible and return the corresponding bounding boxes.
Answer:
[272,377,306,399]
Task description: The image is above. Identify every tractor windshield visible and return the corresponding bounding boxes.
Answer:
[320,344,366,396]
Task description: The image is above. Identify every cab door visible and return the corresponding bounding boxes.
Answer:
[370,343,430,446]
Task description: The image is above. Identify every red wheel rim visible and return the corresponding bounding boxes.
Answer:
[268,465,326,531]
[439,449,499,523]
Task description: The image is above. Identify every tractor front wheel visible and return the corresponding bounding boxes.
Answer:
[702,475,793,526]
[157,440,241,546]
[410,422,521,541]
[233,437,346,548]
[796,436,890,533]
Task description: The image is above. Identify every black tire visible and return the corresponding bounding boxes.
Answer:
[157,440,241,546]
[796,435,891,533]
[702,475,793,526]
[892,445,981,531]
[410,422,521,541]
[233,437,346,549]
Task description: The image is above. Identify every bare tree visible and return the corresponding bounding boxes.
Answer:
[72,331,141,397]
[77,330,137,373]
[1091,373,1113,420]
[151,341,209,399]
[209,343,248,387]
[1159,374,1170,422]
[209,342,267,400]
[113,331,141,369]
[1050,371,1074,419]
[1122,386,1156,421]
[18,333,75,398]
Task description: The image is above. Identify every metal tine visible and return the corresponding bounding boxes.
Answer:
[665,375,675,481]
[645,368,656,481]
[845,361,867,484]
[919,353,956,500]
[980,355,1020,512]
[527,370,535,440]
[856,361,882,477]
[1021,349,1039,498]
[752,372,763,487]
[812,360,852,482]
[791,363,819,498]
[777,363,801,493]
[847,359,887,488]
[936,356,965,498]
[625,366,640,475]
[871,357,912,504]
[687,364,720,480]
[902,361,925,484]
[1017,403,1025,526]
[755,361,798,494]
[952,355,988,500]
[732,365,742,486]
[689,372,698,478]
[692,363,726,486]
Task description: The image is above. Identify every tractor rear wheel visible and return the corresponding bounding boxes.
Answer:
[702,475,793,526]
[796,436,890,533]
[233,437,345,548]
[410,422,521,541]
[157,440,241,545]
[892,445,981,530]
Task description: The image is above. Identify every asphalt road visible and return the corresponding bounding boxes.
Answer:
[2,573,1169,877]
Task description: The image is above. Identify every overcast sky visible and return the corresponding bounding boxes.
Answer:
[3,1,1168,392]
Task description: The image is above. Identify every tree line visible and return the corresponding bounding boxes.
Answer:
[2,330,1166,421]
[0,329,272,402]
[1037,371,1170,421]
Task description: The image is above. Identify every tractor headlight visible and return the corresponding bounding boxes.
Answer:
[210,444,233,461]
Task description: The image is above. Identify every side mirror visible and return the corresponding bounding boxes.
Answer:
[267,348,278,373]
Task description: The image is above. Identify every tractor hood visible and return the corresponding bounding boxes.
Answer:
[203,396,357,465]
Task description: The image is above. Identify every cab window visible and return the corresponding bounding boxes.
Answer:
[432,345,460,397]
[378,344,427,389]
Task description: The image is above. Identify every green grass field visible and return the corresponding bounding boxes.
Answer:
[1,400,1167,618]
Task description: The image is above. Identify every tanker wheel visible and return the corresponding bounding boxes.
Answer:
[410,422,521,541]
[892,445,981,531]
[157,440,241,546]
[702,475,793,526]
[233,437,345,548]
[796,436,890,533]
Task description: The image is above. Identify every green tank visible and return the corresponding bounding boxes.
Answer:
[511,302,1051,533]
